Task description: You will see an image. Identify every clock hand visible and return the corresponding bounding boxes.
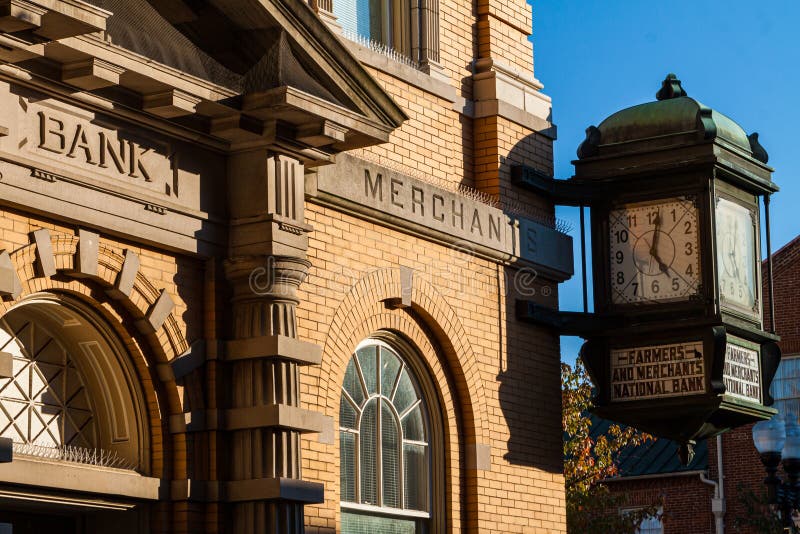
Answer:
[650,211,661,258]
[649,211,670,274]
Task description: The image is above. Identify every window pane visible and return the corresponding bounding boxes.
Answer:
[392,369,418,415]
[332,0,359,36]
[380,347,402,398]
[344,358,366,407]
[358,346,378,396]
[340,397,358,430]
[773,357,800,421]
[368,0,385,43]
[360,399,378,505]
[404,443,428,511]
[401,404,426,442]
[381,400,400,508]
[341,511,418,534]
[340,432,356,502]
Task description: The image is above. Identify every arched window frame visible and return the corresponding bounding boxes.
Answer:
[339,333,446,533]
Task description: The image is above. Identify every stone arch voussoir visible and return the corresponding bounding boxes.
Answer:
[0,226,190,478]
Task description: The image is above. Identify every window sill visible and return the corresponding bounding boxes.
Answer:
[0,455,160,501]
[338,36,457,105]
[342,501,430,519]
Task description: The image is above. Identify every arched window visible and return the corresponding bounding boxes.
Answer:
[0,296,146,471]
[340,338,432,532]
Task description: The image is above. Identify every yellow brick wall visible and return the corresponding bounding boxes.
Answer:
[298,203,567,532]
[355,67,474,190]
[304,0,565,530]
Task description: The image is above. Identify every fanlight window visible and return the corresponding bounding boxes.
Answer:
[340,339,430,532]
[0,317,96,451]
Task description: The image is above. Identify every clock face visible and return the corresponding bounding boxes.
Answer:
[715,197,757,312]
[609,197,701,304]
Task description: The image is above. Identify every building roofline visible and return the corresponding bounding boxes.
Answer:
[603,469,707,483]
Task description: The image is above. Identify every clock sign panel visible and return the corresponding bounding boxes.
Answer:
[610,341,706,401]
[609,197,701,304]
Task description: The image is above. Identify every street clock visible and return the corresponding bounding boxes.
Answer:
[521,74,782,460]
[609,196,701,304]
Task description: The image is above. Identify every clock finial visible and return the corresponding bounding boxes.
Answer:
[656,73,687,101]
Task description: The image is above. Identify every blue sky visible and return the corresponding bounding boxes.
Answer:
[530,1,800,361]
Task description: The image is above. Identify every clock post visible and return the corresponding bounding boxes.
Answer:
[515,74,780,462]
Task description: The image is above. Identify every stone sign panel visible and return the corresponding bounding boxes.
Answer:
[610,341,706,402]
[311,153,573,280]
[0,81,226,254]
[723,339,761,403]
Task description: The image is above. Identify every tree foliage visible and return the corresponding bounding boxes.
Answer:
[732,485,784,534]
[562,359,661,533]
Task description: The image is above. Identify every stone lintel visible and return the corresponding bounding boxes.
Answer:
[225,404,326,433]
[142,89,201,119]
[0,0,109,41]
[224,477,324,504]
[0,0,45,33]
[0,34,43,62]
[62,58,124,90]
[0,455,159,498]
[229,218,310,258]
[32,228,56,277]
[296,120,347,147]
[0,251,22,299]
[225,334,321,365]
[76,228,99,277]
[0,352,12,379]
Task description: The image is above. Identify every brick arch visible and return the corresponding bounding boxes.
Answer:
[318,266,490,445]
[0,228,189,481]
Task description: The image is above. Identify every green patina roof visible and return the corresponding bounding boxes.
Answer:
[598,96,751,153]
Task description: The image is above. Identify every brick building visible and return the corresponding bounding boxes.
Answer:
[0,0,571,532]
[605,236,800,534]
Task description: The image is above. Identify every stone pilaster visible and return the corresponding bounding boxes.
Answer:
[224,153,324,533]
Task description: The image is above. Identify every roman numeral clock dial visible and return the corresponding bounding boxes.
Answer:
[609,197,701,304]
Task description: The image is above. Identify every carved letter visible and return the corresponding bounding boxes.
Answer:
[432,194,444,222]
[66,124,95,164]
[489,214,502,241]
[364,169,383,201]
[470,209,483,236]
[411,186,424,216]
[127,142,152,182]
[391,178,404,208]
[99,132,127,174]
[452,200,464,229]
[38,112,66,154]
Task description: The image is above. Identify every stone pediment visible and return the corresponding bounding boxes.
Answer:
[134,0,408,149]
[0,0,406,160]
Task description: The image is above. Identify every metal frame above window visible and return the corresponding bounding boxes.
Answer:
[339,336,443,533]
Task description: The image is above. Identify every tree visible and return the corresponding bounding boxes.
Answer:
[562,359,661,533]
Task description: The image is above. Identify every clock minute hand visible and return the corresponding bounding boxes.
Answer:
[649,211,670,274]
